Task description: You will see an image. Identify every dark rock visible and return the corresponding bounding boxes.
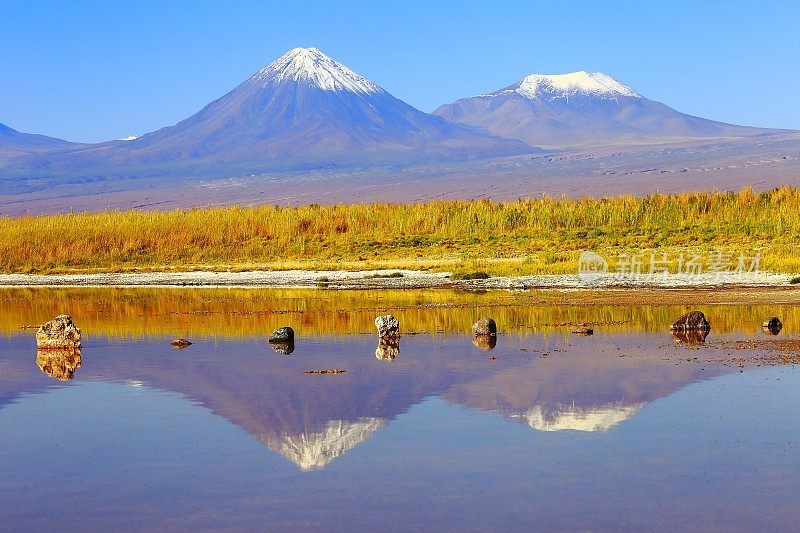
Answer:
[671,329,709,344]
[36,315,81,349]
[171,338,192,349]
[669,311,711,331]
[269,326,295,343]
[472,335,497,351]
[36,347,82,381]
[270,341,295,355]
[572,327,594,336]
[472,317,497,336]
[762,317,783,335]
[375,336,400,360]
[374,315,399,338]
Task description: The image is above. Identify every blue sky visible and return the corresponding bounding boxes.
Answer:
[1,0,798,143]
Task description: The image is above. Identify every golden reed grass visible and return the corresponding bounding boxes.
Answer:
[0,187,798,274]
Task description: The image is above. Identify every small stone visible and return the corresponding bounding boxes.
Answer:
[472,317,497,336]
[171,338,192,348]
[269,326,295,343]
[36,315,82,349]
[375,315,399,338]
[572,327,593,336]
[669,311,711,331]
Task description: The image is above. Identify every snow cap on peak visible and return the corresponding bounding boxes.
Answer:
[514,71,640,99]
[253,47,382,94]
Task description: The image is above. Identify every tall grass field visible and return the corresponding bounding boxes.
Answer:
[1,187,798,275]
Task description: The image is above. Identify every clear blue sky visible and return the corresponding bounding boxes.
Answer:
[1,0,797,143]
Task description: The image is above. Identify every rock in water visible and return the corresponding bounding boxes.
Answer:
[375,336,400,360]
[36,348,82,381]
[36,315,81,349]
[472,335,497,351]
[472,318,497,336]
[572,327,594,336]
[270,341,295,355]
[171,338,192,349]
[269,326,295,343]
[669,311,711,331]
[762,317,783,329]
[374,315,400,338]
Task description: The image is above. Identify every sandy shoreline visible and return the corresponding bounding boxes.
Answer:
[0,269,793,290]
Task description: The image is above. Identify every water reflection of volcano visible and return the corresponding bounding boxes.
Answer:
[0,333,733,468]
[514,402,645,432]
[262,417,387,470]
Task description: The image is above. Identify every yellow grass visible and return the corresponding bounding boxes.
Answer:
[1,186,799,275]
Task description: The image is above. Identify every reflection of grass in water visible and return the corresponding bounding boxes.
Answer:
[1,287,798,339]
[1,187,799,275]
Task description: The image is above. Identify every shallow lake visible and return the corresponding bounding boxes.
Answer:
[1,288,799,531]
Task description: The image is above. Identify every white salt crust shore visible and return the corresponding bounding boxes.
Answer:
[0,270,792,290]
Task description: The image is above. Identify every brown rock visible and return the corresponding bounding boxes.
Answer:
[36,315,81,349]
[472,318,497,336]
[171,338,192,349]
[669,311,711,331]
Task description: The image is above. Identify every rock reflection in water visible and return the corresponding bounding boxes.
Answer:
[472,335,497,351]
[36,348,82,381]
[671,329,709,344]
[375,337,399,360]
[270,341,295,355]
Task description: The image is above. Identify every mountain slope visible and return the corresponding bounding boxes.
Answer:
[433,71,775,148]
[0,122,74,156]
[2,48,532,181]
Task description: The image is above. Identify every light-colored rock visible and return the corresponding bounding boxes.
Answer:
[472,317,497,336]
[36,315,81,349]
[374,315,399,338]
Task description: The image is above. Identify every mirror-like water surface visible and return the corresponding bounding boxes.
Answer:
[1,288,798,531]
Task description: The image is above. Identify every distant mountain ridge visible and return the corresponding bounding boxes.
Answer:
[0,122,74,156]
[433,71,775,148]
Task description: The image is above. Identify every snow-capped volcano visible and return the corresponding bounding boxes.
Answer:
[5,47,530,177]
[435,71,767,147]
[511,71,640,100]
[253,47,381,94]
